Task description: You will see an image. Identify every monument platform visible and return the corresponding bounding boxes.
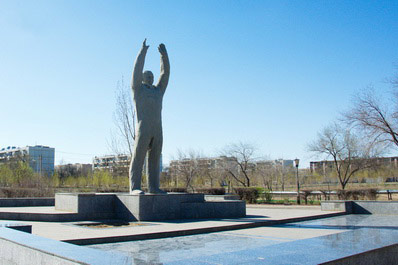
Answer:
[3,204,398,264]
[55,192,246,221]
[0,205,349,265]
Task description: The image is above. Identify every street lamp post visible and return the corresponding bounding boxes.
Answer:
[294,158,300,205]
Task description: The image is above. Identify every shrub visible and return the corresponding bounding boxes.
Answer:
[233,187,259,204]
[262,189,273,203]
[337,189,378,200]
[195,188,225,195]
[364,189,378,200]
[337,190,350,200]
[162,187,187,193]
[0,187,54,198]
[350,190,361,200]
[320,190,330,200]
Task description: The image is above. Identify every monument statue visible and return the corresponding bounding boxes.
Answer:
[129,39,170,194]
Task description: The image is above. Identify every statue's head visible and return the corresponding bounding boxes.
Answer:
[143,71,154,86]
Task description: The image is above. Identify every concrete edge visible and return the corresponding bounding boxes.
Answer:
[0,227,132,265]
[64,211,347,245]
[0,228,88,265]
[4,224,32,233]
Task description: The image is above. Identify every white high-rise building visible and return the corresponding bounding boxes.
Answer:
[0,145,55,175]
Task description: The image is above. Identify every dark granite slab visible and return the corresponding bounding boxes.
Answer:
[91,214,398,265]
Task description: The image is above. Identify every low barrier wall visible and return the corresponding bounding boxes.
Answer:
[352,201,398,214]
[321,200,398,215]
[321,201,353,213]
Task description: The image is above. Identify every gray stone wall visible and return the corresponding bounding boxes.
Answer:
[321,201,398,215]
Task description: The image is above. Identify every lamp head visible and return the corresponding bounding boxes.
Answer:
[294,158,300,168]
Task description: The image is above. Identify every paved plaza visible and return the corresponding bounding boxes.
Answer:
[0,205,342,244]
[1,203,398,264]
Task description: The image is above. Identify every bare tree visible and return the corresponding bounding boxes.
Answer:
[220,142,257,187]
[343,77,398,149]
[108,78,136,156]
[170,149,202,191]
[198,164,221,188]
[308,123,382,190]
[255,162,275,190]
[255,161,292,191]
[160,171,173,187]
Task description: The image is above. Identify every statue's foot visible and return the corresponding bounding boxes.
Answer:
[147,188,167,194]
[131,189,145,195]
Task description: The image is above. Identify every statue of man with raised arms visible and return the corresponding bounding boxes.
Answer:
[129,39,170,194]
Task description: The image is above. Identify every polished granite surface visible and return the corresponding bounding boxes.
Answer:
[166,227,398,264]
[283,214,398,230]
[92,231,292,264]
[90,214,398,264]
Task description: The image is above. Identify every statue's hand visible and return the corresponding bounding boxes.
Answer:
[142,39,149,50]
[158,43,167,55]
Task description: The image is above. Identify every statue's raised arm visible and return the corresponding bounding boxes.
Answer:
[131,39,149,91]
[156,43,170,94]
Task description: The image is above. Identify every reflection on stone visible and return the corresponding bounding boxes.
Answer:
[90,215,398,264]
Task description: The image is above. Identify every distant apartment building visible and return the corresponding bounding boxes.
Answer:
[276,159,294,167]
[169,156,237,174]
[256,159,294,168]
[93,154,130,172]
[169,156,294,173]
[168,156,295,188]
[310,156,398,174]
[0,145,55,175]
[55,163,92,178]
[93,154,163,174]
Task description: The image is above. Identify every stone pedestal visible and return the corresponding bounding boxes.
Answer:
[55,193,116,220]
[55,193,246,221]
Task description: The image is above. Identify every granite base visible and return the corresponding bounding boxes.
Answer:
[55,193,246,221]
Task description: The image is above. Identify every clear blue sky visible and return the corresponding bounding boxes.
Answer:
[1,1,398,167]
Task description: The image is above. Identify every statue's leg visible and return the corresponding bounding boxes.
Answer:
[129,132,150,194]
[147,133,164,194]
